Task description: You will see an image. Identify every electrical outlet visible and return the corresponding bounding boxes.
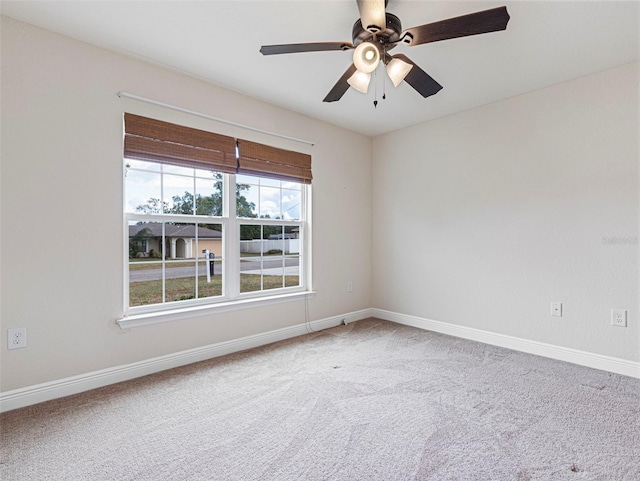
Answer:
[8,328,27,350]
[551,302,562,317]
[347,281,353,292]
[611,309,627,327]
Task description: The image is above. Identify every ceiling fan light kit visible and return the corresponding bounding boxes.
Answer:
[260,1,510,103]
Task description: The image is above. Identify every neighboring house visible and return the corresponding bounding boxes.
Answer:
[129,223,222,259]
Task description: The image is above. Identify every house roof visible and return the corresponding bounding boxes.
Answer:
[129,223,221,239]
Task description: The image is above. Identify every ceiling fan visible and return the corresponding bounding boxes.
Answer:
[260,0,510,103]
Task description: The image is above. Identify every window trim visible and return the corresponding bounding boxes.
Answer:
[117,290,317,329]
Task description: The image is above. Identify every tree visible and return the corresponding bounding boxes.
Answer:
[135,172,257,219]
[136,198,168,214]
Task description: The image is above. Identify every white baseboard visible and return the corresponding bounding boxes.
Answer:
[372,308,640,379]
[3,307,636,412]
[0,309,373,413]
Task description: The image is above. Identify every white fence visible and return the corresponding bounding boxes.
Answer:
[240,239,300,254]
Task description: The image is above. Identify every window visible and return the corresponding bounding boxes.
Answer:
[237,174,304,295]
[123,114,311,316]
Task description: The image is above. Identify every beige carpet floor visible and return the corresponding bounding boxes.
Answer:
[1,318,639,480]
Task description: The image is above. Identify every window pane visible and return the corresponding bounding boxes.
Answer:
[285,256,301,288]
[282,180,301,191]
[195,223,223,299]
[237,183,258,218]
[233,178,304,219]
[236,173,259,185]
[125,159,161,172]
[238,224,300,294]
[282,189,301,220]
[128,221,164,307]
[163,175,194,214]
[129,262,163,307]
[240,224,261,293]
[240,255,263,293]
[195,169,221,180]
[260,186,281,218]
[195,223,223,255]
[259,177,280,188]
[197,259,223,298]
[162,164,195,176]
[126,169,162,214]
[195,177,221,216]
[165,259,196,302]
[128,221,163,258]
[263,254,285,291]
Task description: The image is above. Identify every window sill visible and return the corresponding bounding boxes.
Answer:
[117,290,316,329]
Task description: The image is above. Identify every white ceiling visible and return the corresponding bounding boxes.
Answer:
[1,1,638,136]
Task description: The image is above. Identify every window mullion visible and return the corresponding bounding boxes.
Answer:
[160,167,166,304]
[302,185,312,291]
[226,174,240,298]
[194,175,198,300]
[161,221,166,303]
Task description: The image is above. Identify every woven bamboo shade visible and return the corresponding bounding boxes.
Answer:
[237,140,312,184]
[124,113,237,173]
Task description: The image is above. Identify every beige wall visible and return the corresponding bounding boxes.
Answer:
[372,62,639,362]
[0,16,372,391]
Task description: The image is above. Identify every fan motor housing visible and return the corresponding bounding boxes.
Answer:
[352,13,402,51]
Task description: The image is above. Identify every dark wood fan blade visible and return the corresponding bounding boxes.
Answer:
[401,6,510,46]
[260,42,354,55]
[391,54,443,98]
[323,64,358,102]
[357,0,387,33]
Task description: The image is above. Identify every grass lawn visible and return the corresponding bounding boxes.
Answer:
[129,274,299,306]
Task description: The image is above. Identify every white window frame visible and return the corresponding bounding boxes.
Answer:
[120,168,313,328]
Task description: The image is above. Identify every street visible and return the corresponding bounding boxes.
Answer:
[130,257,299,281]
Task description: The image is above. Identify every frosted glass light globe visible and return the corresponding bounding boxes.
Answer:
[353,42,380,74]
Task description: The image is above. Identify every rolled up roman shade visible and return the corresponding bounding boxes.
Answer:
[237,139,312,184]
[124,113,237,173]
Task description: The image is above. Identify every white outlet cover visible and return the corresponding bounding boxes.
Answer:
[611,309,627,327]
[551,302,562,317]
[8,327,27,349]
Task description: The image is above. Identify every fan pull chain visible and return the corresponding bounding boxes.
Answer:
[382,72,387,100]
[382,44,387,100]
[373,68,378,108]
